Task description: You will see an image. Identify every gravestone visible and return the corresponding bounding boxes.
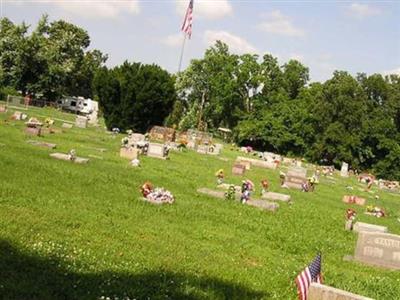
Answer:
[342,195,366,206]
[232,163,246,176]
[354,231,400,270]
[25,127,41,136]
[0,105,7,113]
[27,140,56,149]
[308,283,374,300]
[237,156,277,170]
[120,147,138,160]
[75,116,88,128]
[284,166,308,190]
[246,199,279,212]
[353,222,388,234]
[12,111,23,120]
[50,153,89,164]
[197,188,226,199]
[237,160,251,170]
[187,140,196,150]
[129,133,145,144]
[62,123,73,129]
[147,143,167,159]
[217,183,242,193]
[197,145,208,154]
[261,192,291,202]
[341,162,349,177]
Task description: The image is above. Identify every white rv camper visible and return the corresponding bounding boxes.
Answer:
[57,96,98,115]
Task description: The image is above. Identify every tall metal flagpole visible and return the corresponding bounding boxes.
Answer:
[178,33,187,73]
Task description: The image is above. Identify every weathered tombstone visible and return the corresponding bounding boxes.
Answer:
[353,222,388,234]
[120,147,138,160]
[12,111,23,120]
[232,163,246,176]
[236,156,277,170]
[308,283,374,300]
[129,133,145,144]
[147,143,167,159]
[25,127,41,136]
[341,162,349,177]
[342,195,366,206]
[75,116,88,128]
[237,160,251,170]
[27,140,56,149]
[50,153,89,164]
[197,188,226,199]
[246,199,279,212]
[354,231,400,270]
[62,123,73,129]
[261,192,291,202]
[284,166,308,190]
[197,145,208,154]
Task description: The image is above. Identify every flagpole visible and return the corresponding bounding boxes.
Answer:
[178,33,187,73]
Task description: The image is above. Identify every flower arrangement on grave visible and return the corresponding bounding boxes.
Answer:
[44,117,54,127]
[224,185,236,201]
[366,205,385,218]
[240,179,254,203]
[346,208,357,221]
[215,169,224,185]
[131,158,140,167]
[140,181,175,204]
[261,179,269,194]
[68,149,76,161]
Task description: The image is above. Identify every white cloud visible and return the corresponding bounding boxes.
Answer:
[204,30,257,54]
[162,33,184,48]
[175,0,232,20]
[382,67,400,76]
[11,0,140,19]
[258,10,304,37]
[348,3,381,19]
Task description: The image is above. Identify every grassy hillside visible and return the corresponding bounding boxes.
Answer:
[0,104,399,299]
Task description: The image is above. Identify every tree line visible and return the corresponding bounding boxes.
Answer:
[1,17,399,180]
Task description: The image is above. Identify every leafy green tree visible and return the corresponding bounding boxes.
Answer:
[282,59,309,99]
[93,62,176,132]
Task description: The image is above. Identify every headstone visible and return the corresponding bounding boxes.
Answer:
[197,188,226,199]
[342,195,366,206]
[27,140,56,149]
[354,231,400,270]
[353,222,388,234]
[75,116,88,128]
[120,147,138,160]
[0,105,7,113]
[62,123,73,129]
[232,163,246,176]
[287,166,307,178]
[236,156,277,170]
[129,133,145,144]
[217,183,242,193]
[261,192,291,202]
[308,283,374,300]
[147,143,167,159]
[187,140,196,150]
[197,145,208,154]
[246,199,279,212]
[341,162,349,177]
[12,111,23,120]
[25,127,41,136]
[237,160,251,170]
[50,153,89,164]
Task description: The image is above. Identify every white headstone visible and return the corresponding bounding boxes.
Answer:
[341,162,349,177]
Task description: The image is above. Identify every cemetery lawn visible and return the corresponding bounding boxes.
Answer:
[1,105,400,300]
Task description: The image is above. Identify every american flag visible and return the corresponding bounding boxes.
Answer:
[181,0,194,38]
[295,253,323,300]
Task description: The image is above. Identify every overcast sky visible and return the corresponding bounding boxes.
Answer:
[1,0,399,82]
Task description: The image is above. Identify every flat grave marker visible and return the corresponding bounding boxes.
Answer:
[232,163,246,176]
[353,222,388,234]
[308,283,374,300]
[261,192,291,202]
[50,153,89,164]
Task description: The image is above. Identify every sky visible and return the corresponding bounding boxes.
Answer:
[1,0,399,82]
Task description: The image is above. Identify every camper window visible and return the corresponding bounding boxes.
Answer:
[71,101,76,107]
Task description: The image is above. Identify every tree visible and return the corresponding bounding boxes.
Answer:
[282,59,309,99]
[93,62,176,133]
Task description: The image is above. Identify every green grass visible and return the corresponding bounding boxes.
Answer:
[1,104,400,299]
